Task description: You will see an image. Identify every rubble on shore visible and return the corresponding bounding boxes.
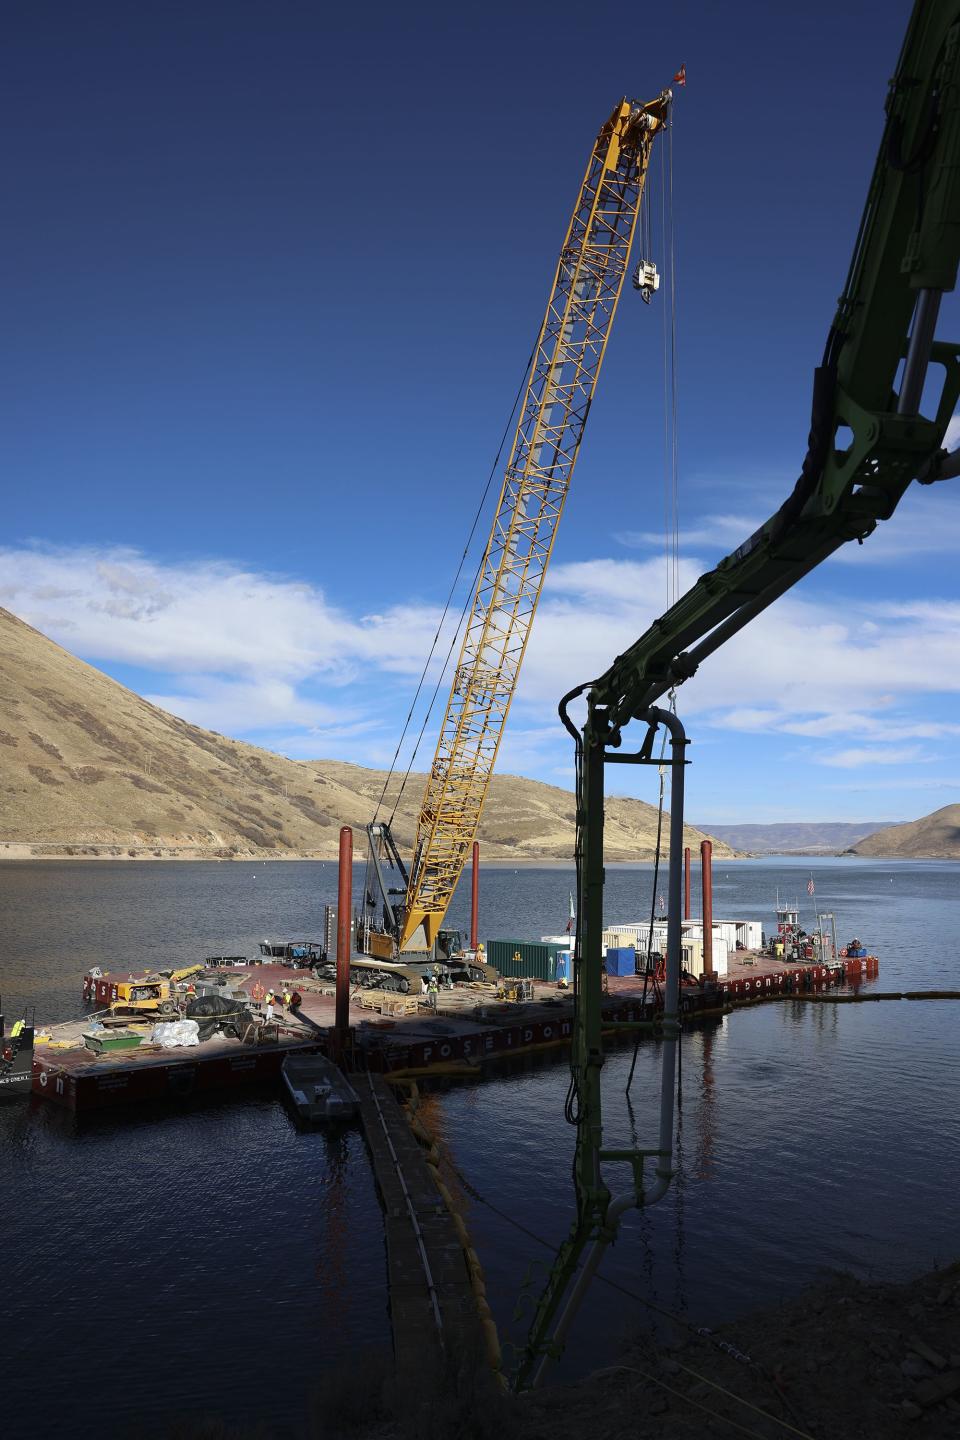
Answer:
[520,1261,960,1439]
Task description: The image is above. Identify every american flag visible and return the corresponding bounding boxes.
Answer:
[807,876,815,896]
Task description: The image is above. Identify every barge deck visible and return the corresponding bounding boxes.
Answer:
[32,951,879,1112]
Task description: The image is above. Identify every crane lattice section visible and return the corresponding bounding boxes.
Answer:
[400,94,670,950]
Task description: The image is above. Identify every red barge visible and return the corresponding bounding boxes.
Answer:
[30,949,879,1113]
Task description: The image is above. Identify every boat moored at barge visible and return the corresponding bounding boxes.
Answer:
[0,994,35,1100]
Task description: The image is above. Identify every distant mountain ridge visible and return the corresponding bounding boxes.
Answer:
[0,606,733,863]
[852,806,960,858]
[702,821,890,855]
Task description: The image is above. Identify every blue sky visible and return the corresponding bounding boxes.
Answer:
[4,0,960,824]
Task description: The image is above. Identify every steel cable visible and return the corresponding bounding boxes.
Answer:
[591,1365,813,1440]
[371,341,536,824]
[669,108,680,607]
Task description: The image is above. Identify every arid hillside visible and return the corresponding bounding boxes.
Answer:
[852,804,960,858]
[306,759,734,863]
[0,607,732,862]
[705,820,888,854]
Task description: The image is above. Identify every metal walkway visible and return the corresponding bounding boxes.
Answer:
[357,1074,484,1383]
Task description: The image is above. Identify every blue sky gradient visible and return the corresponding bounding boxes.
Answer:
[5,0,960,824]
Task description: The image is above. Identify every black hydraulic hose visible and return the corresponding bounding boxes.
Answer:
[772,363,837,540]
[887,84,940,175]
[558,680,592,742]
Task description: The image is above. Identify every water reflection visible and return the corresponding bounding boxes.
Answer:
[693,1025,717,1183]
[4,856,960,1425]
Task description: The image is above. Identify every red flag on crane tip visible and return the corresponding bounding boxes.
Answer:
[673,64,686,86]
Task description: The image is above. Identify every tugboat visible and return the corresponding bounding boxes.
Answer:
[772,898,841,964]
[0,993,35,1100]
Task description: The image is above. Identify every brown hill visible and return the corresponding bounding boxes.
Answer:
[703,820,889,854]
[852,804,960,858]
[0,606,732,863]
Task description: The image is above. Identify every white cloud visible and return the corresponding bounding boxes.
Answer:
[0,543,454,766]
[0,547,457,688]
[0,544,448,683]
[143,677,349,734]
[517,561,960,719]
[4,540,960,811]
[616,514,760,552]
[815,746,933,769]
[495,722,574,780]
[712,708,960,742]
[613,482,960,569]
[943,414,960,451]
[544,555,703,605]
[827,487,960,564]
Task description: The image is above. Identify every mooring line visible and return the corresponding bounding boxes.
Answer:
[592,1363,815,1440]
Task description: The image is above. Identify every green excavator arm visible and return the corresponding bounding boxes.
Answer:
[591,0,960,739]
[516,0,960,1392]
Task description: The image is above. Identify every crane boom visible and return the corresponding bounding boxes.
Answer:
[396,92,671,952]
[517,0,960,1388]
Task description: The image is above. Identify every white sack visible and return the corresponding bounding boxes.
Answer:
[151,1019,201,1048]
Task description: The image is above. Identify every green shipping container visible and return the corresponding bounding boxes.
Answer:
[485,938,570,982]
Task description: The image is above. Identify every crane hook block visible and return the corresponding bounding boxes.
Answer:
[633,259,660,304]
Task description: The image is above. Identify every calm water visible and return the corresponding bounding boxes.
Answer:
[3,856,959,1436]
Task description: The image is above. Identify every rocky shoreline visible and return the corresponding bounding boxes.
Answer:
[242,1260,960,1439]
[0,843,734,866]
[517,1260,960,1439]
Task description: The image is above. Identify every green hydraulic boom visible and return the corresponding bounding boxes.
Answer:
[516,0,960,1389]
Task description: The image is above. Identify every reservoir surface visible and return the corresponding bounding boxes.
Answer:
[3,856,958,1436]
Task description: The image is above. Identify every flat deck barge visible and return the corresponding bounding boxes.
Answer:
[31,950,879,1112]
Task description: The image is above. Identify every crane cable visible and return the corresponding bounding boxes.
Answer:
[625,120,680,1092]
[662,109,680,608]
[378,111,679,829]
[561,112,683,1150]
[370,343,536,826]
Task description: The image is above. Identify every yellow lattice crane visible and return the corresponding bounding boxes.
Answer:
[361,90,671,973]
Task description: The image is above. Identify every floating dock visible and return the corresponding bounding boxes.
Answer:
[358,1073,487,1381]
